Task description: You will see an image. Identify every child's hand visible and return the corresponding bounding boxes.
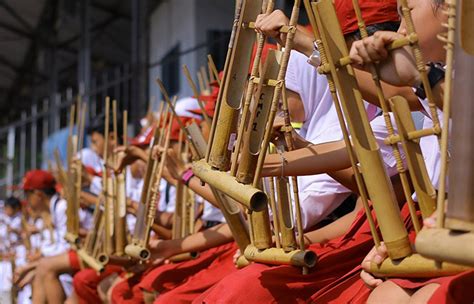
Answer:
[360,242,388,289]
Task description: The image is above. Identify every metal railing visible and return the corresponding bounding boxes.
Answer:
[0,64,132,196]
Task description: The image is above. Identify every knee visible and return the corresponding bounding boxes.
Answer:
[367,281,411,304]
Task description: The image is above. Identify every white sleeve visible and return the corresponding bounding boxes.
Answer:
[89,176,103,196]
[41,200,69,257]
[285,50,303,95]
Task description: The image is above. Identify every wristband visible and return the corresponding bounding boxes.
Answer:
[415,62,445,100]
[181,168,195,186]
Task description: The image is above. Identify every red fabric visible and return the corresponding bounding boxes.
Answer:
[334,0,399,34]
[73,265,123,304]
[428,270,474,304]
[68,250,81,272]
[249,42,278,73]
[153,242,238,304]
[110,242,235,304]
[22,170,56,191]
[308,266,371,304]
[195,207,388,304]
[189,87,219,118]
[170,116,193,141]
[130,124,156,147]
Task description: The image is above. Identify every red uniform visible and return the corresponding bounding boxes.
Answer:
[193,205,405,304]
[153,242,238,303]
[111,242,235,304]
[73,265,124,304]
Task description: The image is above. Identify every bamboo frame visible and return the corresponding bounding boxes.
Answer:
[309,0,411,259]
[416,0,474,267]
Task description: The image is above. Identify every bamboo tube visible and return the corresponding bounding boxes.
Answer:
[460,0,474,54]
[236,49,281,183]
[97,253,135,267]
[168,252,199,263]
[416,228,474,267]
[192,159,267,211]
[208,0,263,171]
[207,54,220,87]
[157,82,251,257]
[389,97,437,219]
[370,253,471,278]
[244,245,317,268]
[124,243,151,261]
[445,2,474,232]
[77,249,105,273]
[205,0,243,164]
[275,176,296,251]
[351,0,425,232]
[399,0,442,145]
[201,66,211,91]
[304,0,380,247]
[265,176,281,249]
[230,0,274,177]
[311,0,411,259]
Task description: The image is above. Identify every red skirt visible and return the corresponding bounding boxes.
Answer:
[153,242,239,303]
[194,206,391,304]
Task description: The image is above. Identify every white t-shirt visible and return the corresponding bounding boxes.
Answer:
[286,50,351,228]
[41,194,69,257]
[419,99,443,190]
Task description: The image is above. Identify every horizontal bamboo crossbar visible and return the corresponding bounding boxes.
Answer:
[168,252,199,263]
[97,254,136,267]
[370,253,471,278]
[64,233,80,246]
[416,228,474,267]
[192,159,268,211]
[244,245,317,268]
[77,249,104,273]
[124,244,151,261]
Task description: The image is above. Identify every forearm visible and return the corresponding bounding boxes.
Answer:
[355,69,422,111]
[166,224,233,256]
[262,141,351,177]
[294,26,315,57]
[186,177,218,207]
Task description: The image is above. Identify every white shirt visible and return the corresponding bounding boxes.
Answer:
[419,99,443,190]
[41,194,69,257]
[286,50,351,228]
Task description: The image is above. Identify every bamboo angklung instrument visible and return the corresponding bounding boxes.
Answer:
[416,0,474,267]
[168,130,200,263]
[157,80,251,266]
[194,0,316,270]
[306,0,469,277]
[98,102,132,266]
[125,100,174,260]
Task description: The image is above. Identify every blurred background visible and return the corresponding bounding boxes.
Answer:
[0,0,306,195]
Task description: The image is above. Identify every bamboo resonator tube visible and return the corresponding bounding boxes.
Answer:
[244,245,317,268]
[311,0,411,260]
[192,159,268,212]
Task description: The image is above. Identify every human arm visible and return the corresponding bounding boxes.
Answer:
[261,140,351,177]
[148,223,233,265]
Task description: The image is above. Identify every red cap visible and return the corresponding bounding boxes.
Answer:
[210,71,224,88]
[189,86,218,118]
[170,116,193,141]
[335,0,399,35]
[249,42,278,73]
[130,124,156,147]
[22,170,56,191]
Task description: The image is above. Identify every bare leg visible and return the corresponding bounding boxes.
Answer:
[65,291,79,304]
[32,253,73,304]
[367,281,413,304]
[409,283,440,304]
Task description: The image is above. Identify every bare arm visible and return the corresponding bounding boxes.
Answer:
[262,140,350,177]
[149,223,233,263]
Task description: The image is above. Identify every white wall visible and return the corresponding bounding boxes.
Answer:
[148,0,233,107]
